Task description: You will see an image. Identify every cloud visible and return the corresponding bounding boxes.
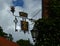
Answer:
[17,0,42,43]
[0,0,29,42]
[0,0,13,29]
[23,0,42,19]
[0,0,12,10]
[0,0,42,44]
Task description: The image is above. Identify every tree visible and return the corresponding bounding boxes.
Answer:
[48,0,60,19]
[0,26,13,41]
[32,0,60,46]
[34,18,60,46]
[0,26,8,37]
[7,34,13,41]
[16,39,33,46]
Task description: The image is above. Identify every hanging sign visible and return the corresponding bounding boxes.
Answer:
[21,21,28,31]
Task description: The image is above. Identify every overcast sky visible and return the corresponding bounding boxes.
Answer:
[0,0,42,44]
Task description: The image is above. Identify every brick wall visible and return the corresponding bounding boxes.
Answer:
[42,0,49,19]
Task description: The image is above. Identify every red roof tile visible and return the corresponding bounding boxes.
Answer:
[0,37,19,46]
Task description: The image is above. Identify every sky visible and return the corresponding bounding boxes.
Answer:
[0,0,42,44]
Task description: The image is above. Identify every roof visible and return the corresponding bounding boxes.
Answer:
[0,37,19,46]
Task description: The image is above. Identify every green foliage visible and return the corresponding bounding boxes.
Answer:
[48,0,60,18]
[16,39,33,46]
[33,0,60,46]
[0,26,7,37]
[35,18,60,46]
[7,34,13,41]
[0,26,13,41]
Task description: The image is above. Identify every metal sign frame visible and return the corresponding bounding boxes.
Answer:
[19,12,28,18]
